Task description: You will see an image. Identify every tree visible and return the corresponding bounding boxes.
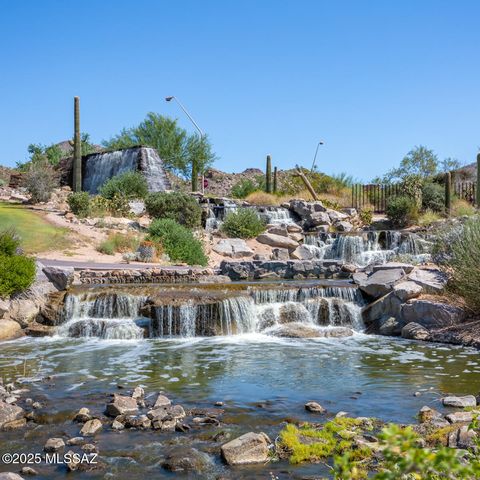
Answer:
[374,146,438,183]
[102,113,216,179]
[441,157,462,172]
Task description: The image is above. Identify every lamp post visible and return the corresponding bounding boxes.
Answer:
[165,96,205,192]
[310,140,325,172]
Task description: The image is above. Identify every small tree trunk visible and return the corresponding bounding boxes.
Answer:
[73,97,82,192]
[191,158,198,192]
[273,166,278,194]
[265,155,272,193]
[445,171,452,215]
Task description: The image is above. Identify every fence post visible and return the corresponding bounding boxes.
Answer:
[445,172,452,215]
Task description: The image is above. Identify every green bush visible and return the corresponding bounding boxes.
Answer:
[0,255,36,298]
[231,177,265,198]
[99,171,148,200]
[107,194,130,217]
[221,208,266,239]
[67,192,91,217]
[422,182,445,213]
[24,161,59,203]
[97,233,140,256]
[148,219,207,266]
[145,192,201,228]
[0,229,21,256]
[445,219,480,311]
[386,196,419,228]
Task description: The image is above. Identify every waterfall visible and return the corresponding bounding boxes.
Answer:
[304,231,432,266]
[257,207,296,225]
[82,147,170,194]
[82,149,139,194]
[58,284,364,340]
[138,147,171,192]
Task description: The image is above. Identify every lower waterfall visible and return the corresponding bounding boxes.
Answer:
[57,285,364,339]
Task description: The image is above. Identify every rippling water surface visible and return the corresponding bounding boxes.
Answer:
[0,334,479,479]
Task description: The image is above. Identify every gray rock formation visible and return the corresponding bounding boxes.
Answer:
[256,233,299,250]
[357,268,405,299]
[42,266,75,291]
[213,239,253,258]
[221,432,271,465]
[401,322,430,341]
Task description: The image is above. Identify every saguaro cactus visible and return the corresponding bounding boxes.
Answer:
[191,158,198,192]
[477,153,480,207]
[265,155,272,193]
[73,96,82,192]
[273,166,278,194]
[445,171,452,215]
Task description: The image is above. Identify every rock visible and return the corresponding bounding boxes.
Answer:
[402,300,465,328]
[112,419,125,430]
[408,268,447,293]
[106,394,138,417]
[290,244,317,260]
[221,432,271,465]
[457,425,477,448]
[159,419,177,431]
[378,316,402,336]
[213,239,253,258]
[289,232,304,242]
[154,394,172,408]
[358,268,405,299]
[80,418,102,436]
[373,262,415,274]
[5,299,40,327]
[74,407,91,423]
[393,281,423,301]
[44,437,65,452]
[168,405,186,419]
[162,448,210,472]
[0,320,22,341]
[288,200,330,229]
[446,411,474,423]
[287,224,303,233]
[132,386,144,400]
[335,221,353,232]
[0,474,25,480]
[124,414,151,429]
[271,248,290,261]
[267,226,288,237]
[67,437,85,446]
[147,408,170,422]
[20,467,37,475]
[0,401,24,430]
[401,322,430,341]
[24,322,55,337]
[81,443,98,453]
[256,233,299,250]
[342,207,357,216]
[418,406,441,423]
[327,209,349,222]
[42,266,74,291]
[341,263,357,274]
[442,395,477,408]
[305,401,326,413]
[267,323,353,339]
[0,299,9,318]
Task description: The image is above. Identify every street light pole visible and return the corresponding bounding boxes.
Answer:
[310,140,325,173]
[165,96,205,193]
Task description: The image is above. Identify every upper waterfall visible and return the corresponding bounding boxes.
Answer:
[81,147,171,194]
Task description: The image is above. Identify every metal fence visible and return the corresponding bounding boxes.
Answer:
[453,181,476,205]
[351,184,402,213]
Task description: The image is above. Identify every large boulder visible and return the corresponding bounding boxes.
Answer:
[105,394,138,417]
[335,221,353,232]
[212,239,253,258]
[288,200,330,229]
[266,322,353,339]
[408,268,447,293]
[402,300,466,328]
[162,448,211,472]
[358,269,405,299]
[401,322,430,341]
[256,233,299,250]
[393,281,423,301]
[0,401,25,430]
[0,299,9,319]
[0,320,22,341]
[442,395,477,408]
[42,266,74,291]
[373,262,415,274]
[290,244,318,260]
[221,432,271,465]
[0,474,25,480]
[327,209,349,222]
[271,248,290,261]
[5,299,39,327]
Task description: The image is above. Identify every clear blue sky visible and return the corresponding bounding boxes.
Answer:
[1,0,479,180]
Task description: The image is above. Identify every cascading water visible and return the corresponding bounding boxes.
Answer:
[304,231,432,266]
[57,285,364,340]
[82,147,170,194]
[257,207,296,225]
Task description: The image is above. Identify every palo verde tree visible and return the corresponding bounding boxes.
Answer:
[103,113,216,184]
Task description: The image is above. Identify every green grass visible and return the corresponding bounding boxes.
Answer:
[0,202,69,254]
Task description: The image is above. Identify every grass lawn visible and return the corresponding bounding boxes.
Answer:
[0,202,69,254]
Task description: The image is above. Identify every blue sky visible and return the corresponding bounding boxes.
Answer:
[0,0,479,180]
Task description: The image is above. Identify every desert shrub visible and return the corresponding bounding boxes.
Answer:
[386,196,419,228]
[89,195,110,217]
[231,179,258,198]
[445,218,480,311]
[147,218,207,266]
[0,229,21,256]
[244,191,279,206]
[421,182,445,213]
[107,194,130,217]
[67,192,91,217]
[418,209,441,226]
[452,198,476,217]
[145,192,201,228]
[221,208,266,239]
[359,209,373,225]
[0,255,36,298]
[97,232,140,255]
[23,161,59,203]
[99,171,148,200]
